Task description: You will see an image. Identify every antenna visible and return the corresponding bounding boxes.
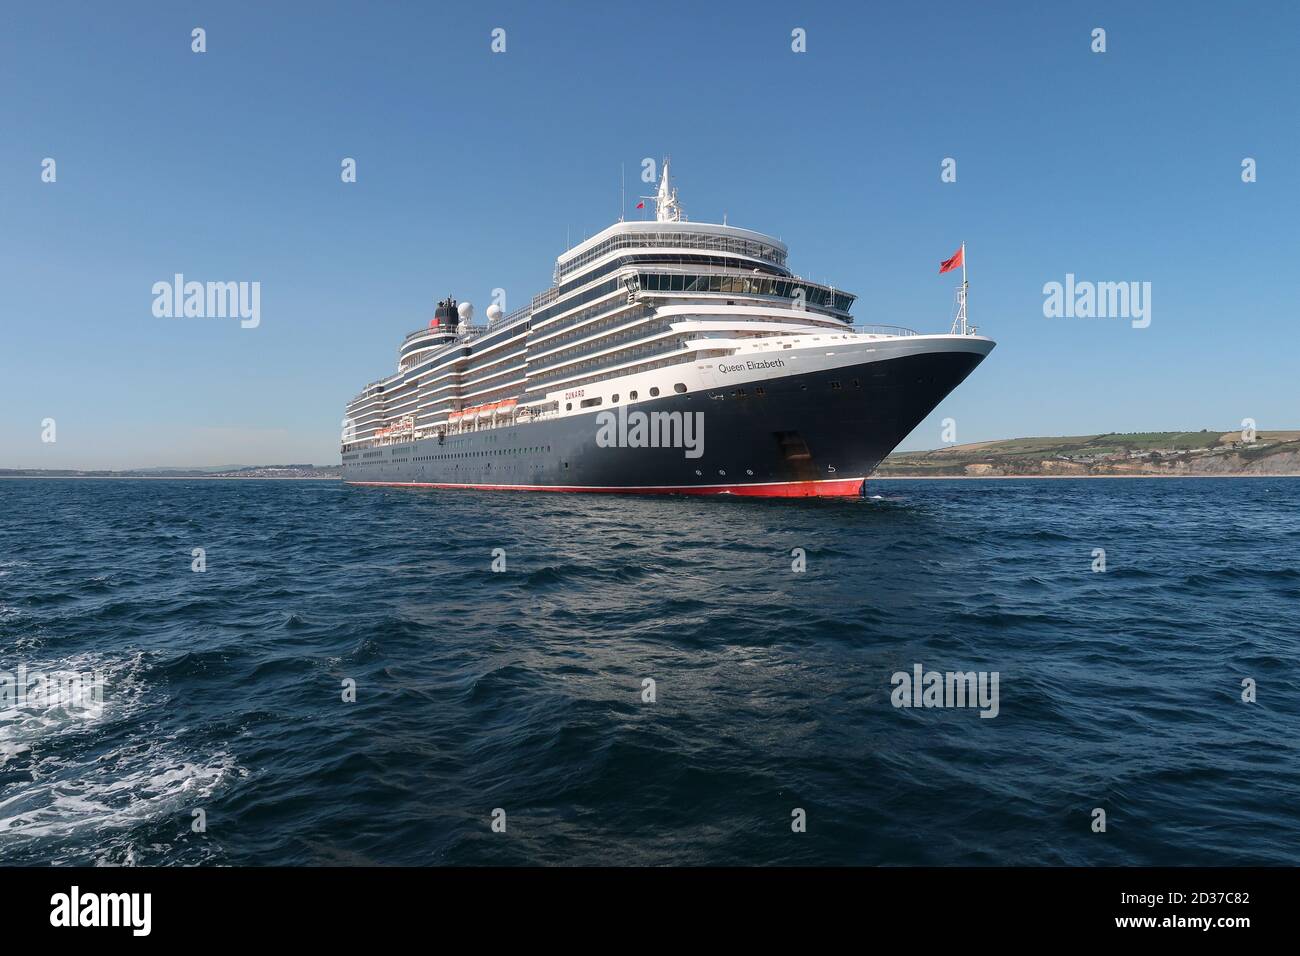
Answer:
[642,157,685,223]
[620,163,625,222]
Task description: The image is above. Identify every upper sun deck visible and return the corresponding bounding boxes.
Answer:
[555,158,789,282]
[555,220,789,283]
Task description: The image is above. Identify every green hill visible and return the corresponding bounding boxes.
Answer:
[877,431,1300,477]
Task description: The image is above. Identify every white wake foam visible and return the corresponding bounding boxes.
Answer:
[0,650,239,864]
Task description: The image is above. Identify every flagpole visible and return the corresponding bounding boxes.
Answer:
[961,241,968,335]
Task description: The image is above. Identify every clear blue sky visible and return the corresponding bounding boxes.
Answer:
[2,1,1297,468]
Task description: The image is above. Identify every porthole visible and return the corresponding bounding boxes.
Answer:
[630,391,638,400]
[674,383,687,394]
[650,387,660,397]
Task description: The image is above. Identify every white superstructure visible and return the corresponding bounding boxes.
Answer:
[343,163,982,454]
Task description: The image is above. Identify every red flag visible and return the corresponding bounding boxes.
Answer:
[939,245,964,274]
[635,201,645,209]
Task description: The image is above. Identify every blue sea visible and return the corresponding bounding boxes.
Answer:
[1,477,1297,866]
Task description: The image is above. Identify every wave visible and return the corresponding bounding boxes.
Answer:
[0,650,240,864]
[2,475,1299,865]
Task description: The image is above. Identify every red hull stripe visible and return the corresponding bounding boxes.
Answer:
[346,477,866,498]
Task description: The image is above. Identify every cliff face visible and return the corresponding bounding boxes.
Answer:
[878,432,1300,478]
[1186,448,1300,476]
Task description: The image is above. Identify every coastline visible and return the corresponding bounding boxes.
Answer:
[871,473,1300,480]
[0,475,340,481]
[6,473,1299,483]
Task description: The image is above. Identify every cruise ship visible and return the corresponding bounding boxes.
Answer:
[341,163,994,497]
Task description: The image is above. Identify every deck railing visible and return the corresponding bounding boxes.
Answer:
[854,324,918,337]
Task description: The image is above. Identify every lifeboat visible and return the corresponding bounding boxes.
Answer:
[448,410,462,423]
[496,399,517,417]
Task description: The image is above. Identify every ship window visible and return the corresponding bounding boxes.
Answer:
[650,387,660,397]
[565,402,572,411]
[580,397,602,408]
[674,383,687,393]
[629,391,638,400]
[611,394,619,402]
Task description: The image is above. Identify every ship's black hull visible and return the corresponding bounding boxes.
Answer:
[341,349,987,497]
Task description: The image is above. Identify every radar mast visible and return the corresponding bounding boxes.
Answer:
[654,158,686,223]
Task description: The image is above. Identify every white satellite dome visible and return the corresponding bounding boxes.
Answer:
[457,301,474,322]
[485,303,503,322]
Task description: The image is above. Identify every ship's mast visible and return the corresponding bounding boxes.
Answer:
[654,158,685,223]
[950,241,970,335]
